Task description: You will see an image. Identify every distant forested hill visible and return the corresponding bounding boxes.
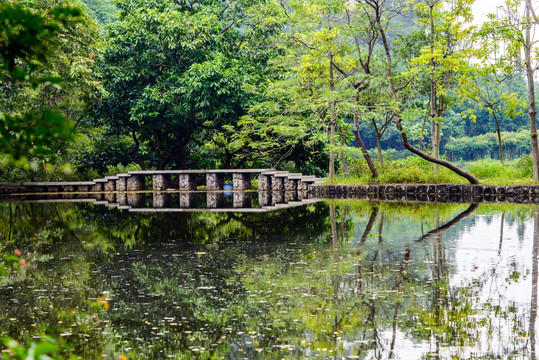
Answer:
[82,0,116,25]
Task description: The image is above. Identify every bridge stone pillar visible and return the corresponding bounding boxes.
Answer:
[104,192,115,203]
[258,191,271,206]
[105,180,115,193]
[78,192,91,199]
[233,173,251,190]
[116,192,127,206]
[63,185,75,199]
[180,192,197,208]
[153,174,171,191]
[302,181,315,192]
[127,193,145,207]
[284,178,297,191]
[272,190,285,205]
[92,181,104,192]
[258,174,271,191]
[153,192,171,208]
[284,191,297,203]
[207,192,225,208]
[206,173,225,191]
[271,176,284,191]
[127,175,145,191]
[116,177,127,192]
[77,185,90,192]
[298,180,309,191]
[179,174,196,191]
[116,176,128,205]
[233,192,252,208]
[47,185,60,192]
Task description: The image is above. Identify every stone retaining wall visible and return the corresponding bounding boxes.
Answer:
[309,184,539,204]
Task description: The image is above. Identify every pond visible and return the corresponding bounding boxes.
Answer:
[0,194,537,359]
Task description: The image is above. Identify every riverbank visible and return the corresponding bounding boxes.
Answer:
[337,157,535,186]
[309,183,539,204]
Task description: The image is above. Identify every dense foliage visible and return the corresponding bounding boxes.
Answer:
[1,0,539,182]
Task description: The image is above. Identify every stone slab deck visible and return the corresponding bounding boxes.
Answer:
[128,208,270,213]
[129,169,273,175]
[18,198,97,204]
[22,181,95,186]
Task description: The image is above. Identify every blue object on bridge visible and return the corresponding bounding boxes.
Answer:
[223,183,233,197]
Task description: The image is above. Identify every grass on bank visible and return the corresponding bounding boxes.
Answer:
[0,152,535,186]
[329,156,535,185]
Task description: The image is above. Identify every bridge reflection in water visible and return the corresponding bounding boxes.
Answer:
[8,190,320,213]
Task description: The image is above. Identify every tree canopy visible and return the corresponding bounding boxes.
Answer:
[1,0,539,183]
[95,0,284,170]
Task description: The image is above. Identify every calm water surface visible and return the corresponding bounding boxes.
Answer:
[0,197,538,359]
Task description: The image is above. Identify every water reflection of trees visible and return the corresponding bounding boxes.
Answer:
[308,202,538,359]
[0,201,332,358]
[530,207,538,360]
[345,202,538,359]
[1,201,539,358]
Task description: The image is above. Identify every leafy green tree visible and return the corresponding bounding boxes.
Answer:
[250,0,385,179]
[478,0,539,181]
[445,129,531,161]
[461,74,526,165]
[81,0,117,25]
[97,0,282,170]
[401,0,478,175]
[363,0,479,183]
[0,2,84,163]
[223,84,332,174]
[0,0,102,181]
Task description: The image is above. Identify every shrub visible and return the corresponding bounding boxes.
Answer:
[516,155,533,178]
[464,158,533,184]
[348,156,465,184]
[105,163,142,176]
[465,159,506,179]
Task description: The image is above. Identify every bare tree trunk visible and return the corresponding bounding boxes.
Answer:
[340,151,349,177]
[492,110,505,166]
[378,212,384,243]
[525,3,539,182]
[417,203,478,242]
[340,134,349,177]
[330,109,336,179]
[171,144,186,170]
[353,96,378,178]
[419,105,429,151]
[498,212,505,256]
[329,56,336,179]
[360,207,379,244]
[330,203,338,251]
[376,135,383,166]
[432,212,443,357]
[429,1,441,175]
[374,9,479,184]
[431,121,441,174]
[340,205,349,243]
[530,207,539,357]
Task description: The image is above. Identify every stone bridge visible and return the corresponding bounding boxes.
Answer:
[1,169,324,194]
